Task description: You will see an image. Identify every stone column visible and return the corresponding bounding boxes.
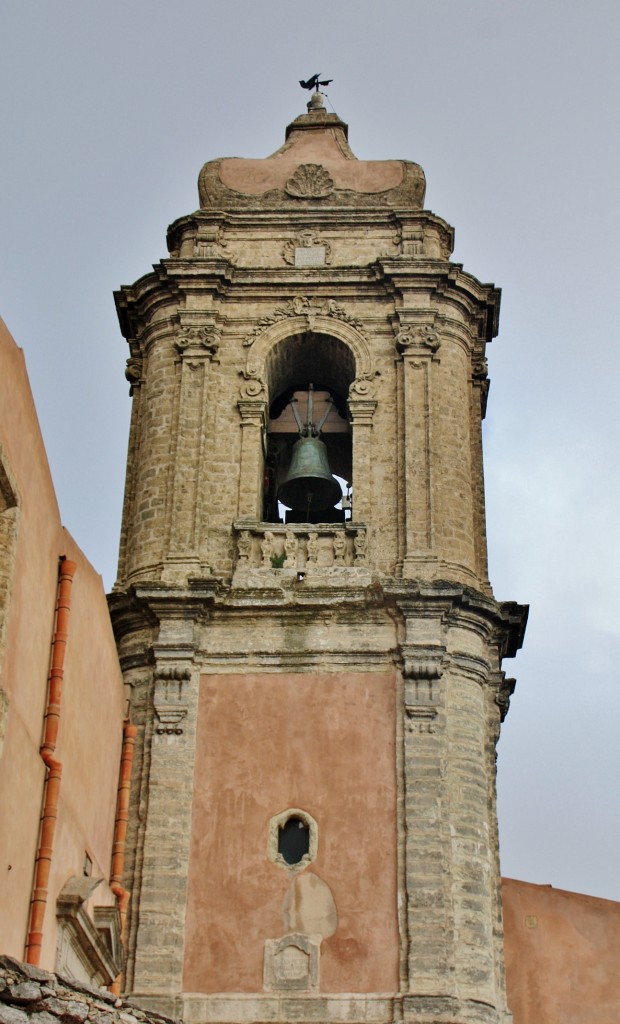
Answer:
[396,321,441,579]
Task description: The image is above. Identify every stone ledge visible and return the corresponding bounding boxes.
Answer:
[178,993,398,1024]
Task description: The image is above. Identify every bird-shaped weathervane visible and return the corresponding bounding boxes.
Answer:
[299,73,333,93]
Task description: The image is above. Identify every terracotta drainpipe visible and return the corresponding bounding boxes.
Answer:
[25,557,77,966]
[110,720,137,995]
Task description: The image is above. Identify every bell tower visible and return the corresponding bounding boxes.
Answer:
[110,90,527,1024]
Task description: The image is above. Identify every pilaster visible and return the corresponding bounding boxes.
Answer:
[163,319,220,582]
[395,318,441,579]
[392,585,526,1024]
[127,608,200,1002]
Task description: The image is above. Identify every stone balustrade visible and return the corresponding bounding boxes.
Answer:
[232,522,368,573]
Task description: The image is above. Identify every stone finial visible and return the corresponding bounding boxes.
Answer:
[307,90,325,112]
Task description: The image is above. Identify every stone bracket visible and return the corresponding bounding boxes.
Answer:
[153,664,191,735]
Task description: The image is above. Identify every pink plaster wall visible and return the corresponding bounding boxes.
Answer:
[184,671,399,994]
[0,318,125,967]
[503,877,620,1024]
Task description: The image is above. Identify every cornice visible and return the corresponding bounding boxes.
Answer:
[383,579,528,659]
[376,259,501,340]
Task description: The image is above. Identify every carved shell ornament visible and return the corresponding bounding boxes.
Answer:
[285,163,335,199]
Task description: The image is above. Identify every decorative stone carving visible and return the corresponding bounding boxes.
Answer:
[237,530,252,565]
[403,658,442,680]
[496,674,516,722]
[238,366,267,401]
[244,295,365,347]
[403,655,442,734]
[174,325,220,363]
[284,163,335,199]
[349,372,378,401]
[405,705,438,734]
[154,664,191,735]
[261,531,277,567]
[353,529,367,565]
[193,223,228,259]
[306,532,319,567]
[332,532,346,565]
[282,230,332,266]
[232,523,369,574]
[401,227,424,257]
[284,531,298,568]
[124,356,143,391]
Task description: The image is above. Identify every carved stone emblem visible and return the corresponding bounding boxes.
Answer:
[282,230,332,266]
[285,163,335,199]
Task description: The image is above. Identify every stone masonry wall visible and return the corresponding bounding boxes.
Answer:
[0,958,177,1024]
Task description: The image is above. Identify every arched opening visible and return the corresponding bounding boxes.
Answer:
[263,332,355,524]
[277,816,310,866]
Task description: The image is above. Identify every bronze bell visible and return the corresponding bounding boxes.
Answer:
[277,383,342,518]
[278,435,342,514]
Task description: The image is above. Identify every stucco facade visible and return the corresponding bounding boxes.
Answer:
[0,318,127,987]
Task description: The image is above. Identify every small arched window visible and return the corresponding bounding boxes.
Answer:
[268,807,318,871]
[278,816,310,865]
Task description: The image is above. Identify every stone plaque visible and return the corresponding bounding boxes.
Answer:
[294,245,326,267]
[263,933,319,992]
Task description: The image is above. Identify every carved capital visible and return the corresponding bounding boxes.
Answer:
[175,325,220,364]
[193,223,230,259]
[396,323,441,360]
[238,398,267,426]
[347,397,377,426]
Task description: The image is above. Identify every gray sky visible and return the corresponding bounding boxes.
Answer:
[2,0,619,901]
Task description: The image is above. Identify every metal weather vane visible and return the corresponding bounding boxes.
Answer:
[299,73,333,93]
